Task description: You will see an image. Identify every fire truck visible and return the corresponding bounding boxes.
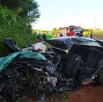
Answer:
[59,25,83,37]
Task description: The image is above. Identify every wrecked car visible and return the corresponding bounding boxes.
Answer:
[45,36,103,86]
[0,49,59,102]
[1,37,103,101]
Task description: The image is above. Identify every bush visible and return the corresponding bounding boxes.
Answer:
[0,6,34,56]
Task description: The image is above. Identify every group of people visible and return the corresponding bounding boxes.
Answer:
[34,32,46,41]
[34,30,93,41]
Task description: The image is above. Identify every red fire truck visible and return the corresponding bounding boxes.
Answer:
[59,25,83,37]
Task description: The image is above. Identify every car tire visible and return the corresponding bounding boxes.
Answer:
[97,66,103,86]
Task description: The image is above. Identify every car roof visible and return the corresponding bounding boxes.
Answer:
[49,36,96,42]
[47,36,102,48]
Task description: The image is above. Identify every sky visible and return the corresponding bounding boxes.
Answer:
[31,0,103,30]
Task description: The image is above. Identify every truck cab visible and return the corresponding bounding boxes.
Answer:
[59,25,83,37]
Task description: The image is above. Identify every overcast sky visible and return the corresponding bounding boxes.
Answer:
[32,0,103,30]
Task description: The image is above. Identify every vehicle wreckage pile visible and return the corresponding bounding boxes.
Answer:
[0,37,103,102]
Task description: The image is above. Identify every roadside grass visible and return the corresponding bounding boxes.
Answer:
[0,6,34,56]
[84,30,103,38]
[93,31,103,38]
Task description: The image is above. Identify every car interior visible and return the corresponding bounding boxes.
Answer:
[53,44,102,83]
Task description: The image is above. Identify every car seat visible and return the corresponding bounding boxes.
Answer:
[78,50,101,82]
[85,51,101,69]
[64,54,81,80]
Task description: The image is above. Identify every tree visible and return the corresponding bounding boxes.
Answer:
[0,0,40,23]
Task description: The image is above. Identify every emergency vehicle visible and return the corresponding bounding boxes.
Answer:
[59,25,83,37]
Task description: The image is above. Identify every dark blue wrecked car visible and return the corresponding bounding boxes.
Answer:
[45,36,103,86]
[1,37,103,101]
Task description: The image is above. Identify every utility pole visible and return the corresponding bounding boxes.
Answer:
[95,17,96,30]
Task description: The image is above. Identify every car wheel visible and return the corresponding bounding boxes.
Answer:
[97,66,103,86]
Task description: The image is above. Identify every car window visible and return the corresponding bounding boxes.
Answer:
[73,28,82,32]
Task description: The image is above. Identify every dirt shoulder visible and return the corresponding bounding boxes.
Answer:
[46,84,103,102]
[68,84,103,102]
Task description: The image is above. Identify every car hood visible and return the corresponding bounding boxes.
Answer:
[0,50,46,72]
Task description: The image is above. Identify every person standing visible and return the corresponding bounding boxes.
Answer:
[89,30,93,38]
[79,30,83,37]
[43,33,46,41]
[60,32,63,37]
